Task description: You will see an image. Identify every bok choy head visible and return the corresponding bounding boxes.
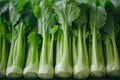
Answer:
[72,2,90,78]
[23,32,41,78]
[89,1,107,77]
[102,1,120,77]
[34,0,56,79]
[6,1,35,78]
[53,0,80,78]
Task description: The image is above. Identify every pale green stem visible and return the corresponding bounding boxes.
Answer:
[112,35,120,69]
[91,28,98,69]
[7,35,16,67]
[15,25,23,68]
[56,36,60,64]
[91,27,106,77]
[83,27,89,66]
[1,39,7,68]
[97,36,105,66]
[72,35,77,65]
[69,35,72,66]
[0,38,7,76]
[63,24,69,65]
[106,38,114,64]
[56,35,63,64]
[60,35,63,63]
[89,41,92,68]
[77,28,84,66]
[12,39,18,66]
[48,35,54,65]
[26,45,36,66]
[40,31,47,65]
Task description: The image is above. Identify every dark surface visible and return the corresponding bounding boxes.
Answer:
[0,76,120,80]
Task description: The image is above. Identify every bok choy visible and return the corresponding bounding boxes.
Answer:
[53,0,80,78]
[35,0,57,79]
[89,2,106,77]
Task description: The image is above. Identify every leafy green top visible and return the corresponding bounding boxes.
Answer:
[89,3,106,31]
[103,1,120,38]
[9,2,21,27]
[37,0,56,35]
[27,32,40,46]
[53,0,80,29]
[51,25,58,35]
[75,8,87,28]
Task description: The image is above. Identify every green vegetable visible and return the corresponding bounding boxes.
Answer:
[35,0,57,79]
[103,34,120,77]
[6,2,25,78]
[0,1,9,77]
[53,0,80,78]
[72,7,89,79]
[0,1,9,16]
[89,3,106,77]
[103,2,120,76]
[0,19,8,77]
[6,22,26,78]
[0,0,119,79]
[23,32,40,78]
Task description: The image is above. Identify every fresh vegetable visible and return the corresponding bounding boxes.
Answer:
[53,0,80,78]
[6,0,37,77]
[23,32,40,78]
[35,0,57,79]
[103,1,120,77]
[72,7,89,79]
[0,0,119,79]
[0,1,9,77]
[0,19,8,77]
[6,2,26,78]
[89,2,106,77]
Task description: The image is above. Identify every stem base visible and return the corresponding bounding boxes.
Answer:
[23,65,38,78]
[6,66,22,78]
[38,64,54,79]
[0,66,6,77]
[55,63,72,78]
[74,65,89,79]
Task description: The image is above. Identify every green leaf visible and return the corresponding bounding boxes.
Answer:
[103,14,114,36]
[105,1,115,13]
[106,0,120,23]
[16,0,29,12]
[6,33,11,43]
[54,26,63,41]
[110,0,120,9]
[9,2,21,26]
[56,26,63,37]
[97,0,107,6]
[0,2,9,16]
[89,3,106,30]
[53,0,80,29]
[51,25,58,35]
[72,29,78,37]
[22,11,36,31]
[75,8,87,28]
[104,2,120,38]
[27,32,40,46]
[38,0,56,35]
[33,4,40,18]
[10,0,21,5]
